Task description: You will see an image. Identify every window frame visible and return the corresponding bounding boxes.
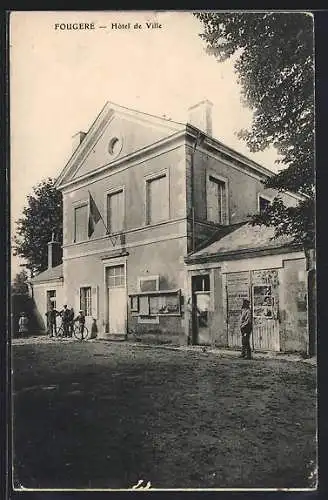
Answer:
[46,290,57,309]
[105,186,125,235]
[73,200,88,243]
[258,194,273,213]
[206,172,229,225]
[144,169,170,226]
[80,286,92,316]
[106,264,126,289]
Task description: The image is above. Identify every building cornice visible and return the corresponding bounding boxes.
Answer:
[30,277,64,286]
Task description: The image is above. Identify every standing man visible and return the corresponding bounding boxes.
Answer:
[68,307,75,337]
[61,305,71,337]
[46,303,58,337]
[240,299,252,360]
[74,310,86,337]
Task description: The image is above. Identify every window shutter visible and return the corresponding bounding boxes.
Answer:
[207,177,216,223]
[221,184,227,225]
[74,288,81,317]
[92,286,98,319]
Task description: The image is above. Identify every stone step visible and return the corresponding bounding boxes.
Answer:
[101,333,127,342]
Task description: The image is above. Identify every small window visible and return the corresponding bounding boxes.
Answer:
[146,174,169,225]
[107,190,124,233]
[108,137,122,156]
[47,290,56,309]
[207,175,227,224]
[80,287,92,316]
[192,275,210,293]
[74,204,88,242]
[106,265,125,288]
[259,196,271,213]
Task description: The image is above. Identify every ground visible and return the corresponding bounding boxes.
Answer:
[12,340,317,490]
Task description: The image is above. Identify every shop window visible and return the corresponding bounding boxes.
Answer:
[80,286,92,316]
[74,204,88,242]
[129,289,181,318]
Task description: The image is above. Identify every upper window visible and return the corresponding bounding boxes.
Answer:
[80,286,92,316]
[146,174,169,225]
[207,175,227,225]
[74,204,88,242]
[259,195,271,213]
[107,189,124,234]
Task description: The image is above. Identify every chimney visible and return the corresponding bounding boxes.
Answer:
[72,131,86,152]
[187,100,213,136]
[48,232,61,269]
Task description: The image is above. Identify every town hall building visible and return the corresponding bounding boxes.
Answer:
[30,100,312,354]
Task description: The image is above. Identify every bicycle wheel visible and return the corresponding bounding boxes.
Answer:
[56,325,65,339]
[73,324,89,341]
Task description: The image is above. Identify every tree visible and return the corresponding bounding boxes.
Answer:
[11,270,29,295]
[13,178,63,275]
[195,12,314,247]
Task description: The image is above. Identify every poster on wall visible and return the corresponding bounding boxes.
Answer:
[253,285,274,318]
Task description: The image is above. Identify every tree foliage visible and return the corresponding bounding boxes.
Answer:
[11,270,29,295]
[195,12,314,247]
[13,178,63,275]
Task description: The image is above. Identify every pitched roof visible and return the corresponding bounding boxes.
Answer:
[186,223,297,263]
[30,264,63,284]
[55,101,185,189]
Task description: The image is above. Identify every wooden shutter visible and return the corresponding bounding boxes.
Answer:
[207,177,218,223]
[74,288,81,317]
[91,286,99,319]
[221,182,228,225]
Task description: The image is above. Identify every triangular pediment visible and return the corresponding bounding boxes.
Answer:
[56,102,184,187]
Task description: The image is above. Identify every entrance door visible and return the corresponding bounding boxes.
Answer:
[226,272,250,348]
[108,288,126,334]
[191,274,211,345]
[106,264,126,335]
[252,282,280,351]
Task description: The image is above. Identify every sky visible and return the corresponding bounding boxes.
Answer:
[10,10,280,278]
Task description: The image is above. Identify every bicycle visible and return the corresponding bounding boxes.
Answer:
[73,322,89,341]
[49,319,72,340]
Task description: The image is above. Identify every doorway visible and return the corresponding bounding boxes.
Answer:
[191,274,210,345]
[105,264,127,335]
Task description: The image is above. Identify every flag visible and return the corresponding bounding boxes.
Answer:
[88,191,102,238]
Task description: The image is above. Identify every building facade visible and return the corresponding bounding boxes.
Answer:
[31,100,310,353]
